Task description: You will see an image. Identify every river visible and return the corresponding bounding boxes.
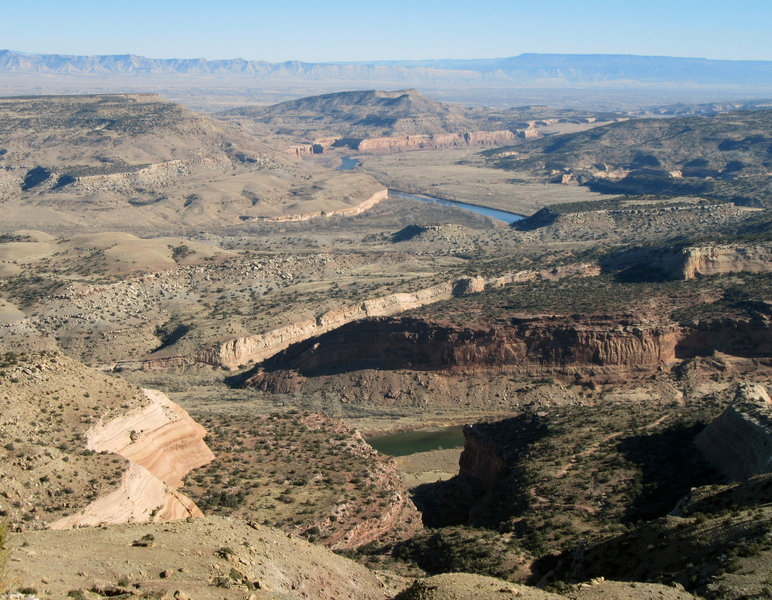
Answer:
[336,156,523,223]
[365,425,465,457]
[389,190,523,224]
[336,156,361,170]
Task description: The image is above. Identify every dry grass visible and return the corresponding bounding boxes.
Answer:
[0,518,10,594]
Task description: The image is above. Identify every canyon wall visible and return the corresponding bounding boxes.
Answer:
[50,388,213,529]
[678,243,772,280]
[245,308,772,391]
[191,265,600,372]
[248,315,682,385]
[458,424,506,489]
[601,242,772,281]
[356,130,517,153]
[189,264,597,372]
[196,281,456,370]
[695,382,772,480]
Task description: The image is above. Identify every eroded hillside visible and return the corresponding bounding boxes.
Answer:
[0,94,385,233]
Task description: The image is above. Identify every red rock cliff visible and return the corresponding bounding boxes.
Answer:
[248,315,681,386]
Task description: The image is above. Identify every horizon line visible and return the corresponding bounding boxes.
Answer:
[3,49,772,65]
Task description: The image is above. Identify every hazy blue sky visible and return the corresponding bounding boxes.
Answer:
[3,0,771,62]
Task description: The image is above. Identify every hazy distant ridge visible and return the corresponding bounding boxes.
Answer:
[2,50,771,86]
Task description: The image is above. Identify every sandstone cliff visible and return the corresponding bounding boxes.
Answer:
[196,281,456,370]
[355,130,517,153]
[248,315,681,385]
[192,265,600,372]
[695,382,772,480]
[51,388,213,528]
[678,243,772,280]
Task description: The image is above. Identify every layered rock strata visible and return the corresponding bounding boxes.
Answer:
[356,130,517,153]
[190,264,600,371]
[196,281,455,370]
[248,315,681,385]
[678,243,772,280]
[246,312,772,391]
[695,382,772,480]
[51,388,213,528]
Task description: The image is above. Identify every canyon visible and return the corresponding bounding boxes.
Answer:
[1,87,771,600]
[245,313,771,393]
[123,264,600,372]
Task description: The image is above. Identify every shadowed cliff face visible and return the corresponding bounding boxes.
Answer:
[675,318,772,359]
[696,382,772,480]
[246,315,679,385]
[243,314,771,392]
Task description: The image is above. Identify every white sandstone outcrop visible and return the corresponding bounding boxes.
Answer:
[197,281,456,369]
[679,243,772,280]
[184,265,601,370]
[256,188,387,222]
[50,388,213,528]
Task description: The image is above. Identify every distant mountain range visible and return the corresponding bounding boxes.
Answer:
[2,50,771,87]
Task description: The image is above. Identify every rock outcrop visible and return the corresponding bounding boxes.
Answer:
[254,187,387,222]
[189,264,600,371]
[458,424,506,489]
[678,243,772,280]
[356,130,517,153]
[248,315,681,385]
[196,281,455,370]
[695,382,772,480]
[48,462,201,529]
[51,388,213,528]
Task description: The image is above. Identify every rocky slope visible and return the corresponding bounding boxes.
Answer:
[548,473,772,597]
[182,411,422,551]
[394,574,699,600]
[695,382,772,480]
[12,516,400,599]
[0,351,212,530]
[394,573,563,600]
[9,515,708,599]
[489,108,772,206]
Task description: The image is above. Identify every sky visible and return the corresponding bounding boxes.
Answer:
[2,0,771,63]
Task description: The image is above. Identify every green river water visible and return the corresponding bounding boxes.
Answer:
[365,425,465,457]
